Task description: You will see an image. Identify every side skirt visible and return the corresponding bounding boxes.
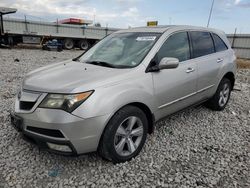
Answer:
[153,98,210,125]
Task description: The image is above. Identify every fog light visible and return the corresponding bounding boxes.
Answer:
[47,142,72,152]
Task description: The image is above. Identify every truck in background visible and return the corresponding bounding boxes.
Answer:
[0,7,117,50]
[0,7,17,48]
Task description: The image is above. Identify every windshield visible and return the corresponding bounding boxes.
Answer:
[78,32,160,68]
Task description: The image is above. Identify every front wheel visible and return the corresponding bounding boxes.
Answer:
[98,106,148,163]
[205,78,232,111]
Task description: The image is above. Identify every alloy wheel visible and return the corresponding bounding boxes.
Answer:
[218,83,230,107]
[114,116,144,156]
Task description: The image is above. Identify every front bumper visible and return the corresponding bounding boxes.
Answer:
[11,108,111,155]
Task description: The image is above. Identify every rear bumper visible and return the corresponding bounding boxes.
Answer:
[11,108,111,155]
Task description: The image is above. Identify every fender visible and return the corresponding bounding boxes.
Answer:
[72,72,157,119]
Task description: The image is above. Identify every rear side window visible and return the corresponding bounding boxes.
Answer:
[157,32,190,62]
[212,33,228,52]
[190,31,215,58]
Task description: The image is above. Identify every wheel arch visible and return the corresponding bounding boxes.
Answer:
[99,102,155,146]
[222,72,235,88]
[97,102,155,159]
[126,102,155,134]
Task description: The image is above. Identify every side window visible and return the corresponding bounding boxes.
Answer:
[157,32,190,62]
[212,33,228,52]
[190,31,215,58]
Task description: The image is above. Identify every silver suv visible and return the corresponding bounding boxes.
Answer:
[11,26,236,163]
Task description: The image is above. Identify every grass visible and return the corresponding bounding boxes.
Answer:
[237,59,250,69]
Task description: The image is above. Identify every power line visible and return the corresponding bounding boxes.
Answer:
[207,0,215,27]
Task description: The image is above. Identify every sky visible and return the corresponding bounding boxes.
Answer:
[0,0,250,33]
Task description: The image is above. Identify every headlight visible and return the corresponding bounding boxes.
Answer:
[39,91,93,112]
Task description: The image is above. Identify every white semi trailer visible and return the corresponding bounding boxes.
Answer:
[1,8,117,50]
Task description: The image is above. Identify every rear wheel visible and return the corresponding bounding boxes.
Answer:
[78,40,89,50]
[205,78,232,111]
[98,106,148,163]
[63,38,74,50]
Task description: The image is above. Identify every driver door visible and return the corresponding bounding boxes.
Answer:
[152,31,198,119]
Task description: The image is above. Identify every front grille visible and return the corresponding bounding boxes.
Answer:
[20,101,36,110]
[26,126,65,138]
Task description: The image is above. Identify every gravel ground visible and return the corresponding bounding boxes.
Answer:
[0,49,249,188]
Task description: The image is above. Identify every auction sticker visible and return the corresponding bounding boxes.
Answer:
[136,36,156,41]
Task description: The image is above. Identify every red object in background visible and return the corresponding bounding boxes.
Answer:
[57,18,92,25]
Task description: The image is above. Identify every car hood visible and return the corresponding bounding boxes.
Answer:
[23,60,133,93]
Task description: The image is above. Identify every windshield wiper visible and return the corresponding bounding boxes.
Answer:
[85,61,116,68]
[72,57,80,62]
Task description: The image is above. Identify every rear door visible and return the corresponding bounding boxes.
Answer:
[189,31,220,99]
[211,33,230,73]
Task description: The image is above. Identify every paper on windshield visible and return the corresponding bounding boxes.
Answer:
[136,36,156,41]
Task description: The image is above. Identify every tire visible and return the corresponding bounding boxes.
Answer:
[8,37,14,47]
[63,38,74,50]
[78,40,89,50]
[98,106,148,163]
[205,78,232,111]
[57,46,63,52]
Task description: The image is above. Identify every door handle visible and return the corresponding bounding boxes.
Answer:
[217,58,223,63]
[186,67,195,73]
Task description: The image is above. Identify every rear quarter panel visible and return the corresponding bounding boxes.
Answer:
[215,48,237,91]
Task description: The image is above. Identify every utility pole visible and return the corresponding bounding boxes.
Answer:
[207,0,215,27]
[24,15,29,33]
[232,28,237,49]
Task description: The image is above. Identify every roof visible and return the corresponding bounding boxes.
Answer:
[115,25,225,34]
[115,25,173,33]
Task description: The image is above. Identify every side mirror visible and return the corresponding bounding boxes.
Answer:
[158,57,179,70]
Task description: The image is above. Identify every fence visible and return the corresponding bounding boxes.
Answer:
[227,34,250,59]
